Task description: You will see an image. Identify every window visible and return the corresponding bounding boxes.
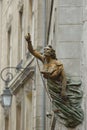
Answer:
[53,8,57,48]
[28,0,32,32]
[7,27,12,66]
[25,93,32,130]
[18,7,24,61]
[25,0,33,59]
[16,104,21,130]
[5,117,9,130]
[53,23,56,48]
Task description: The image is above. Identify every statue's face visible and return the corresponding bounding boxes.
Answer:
[44,46,51,56]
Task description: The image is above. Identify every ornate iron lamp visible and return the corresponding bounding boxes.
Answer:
[1,87,12,108]
[0,58,35,108]
[0,71,13,108]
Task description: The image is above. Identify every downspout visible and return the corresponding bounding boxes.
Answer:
[0,0,3,129]
[43,0,46,47]
[42,0,46,130]
[41,1,54,130]
[41,0,54,129]
[47,0,54,44]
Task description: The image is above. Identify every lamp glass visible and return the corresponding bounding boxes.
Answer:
[1,88,12,107]
[2,95,12,107]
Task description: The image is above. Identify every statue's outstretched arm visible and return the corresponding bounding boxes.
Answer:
[25,33,44,63]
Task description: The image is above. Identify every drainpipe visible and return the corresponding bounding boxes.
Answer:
[41,0,46,130]
[47,0,54,44]
[43,0,46,47]
[41,0,55,129]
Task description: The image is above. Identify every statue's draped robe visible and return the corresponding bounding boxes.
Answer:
[47,75,84,128]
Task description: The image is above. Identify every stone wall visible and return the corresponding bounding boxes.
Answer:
[48,0,84,129]
[0,0,86,130]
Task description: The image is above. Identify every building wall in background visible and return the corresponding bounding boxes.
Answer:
[47,0,84,130]
[0,0,86,130]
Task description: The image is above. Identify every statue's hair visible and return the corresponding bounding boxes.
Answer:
[47,45,57,59]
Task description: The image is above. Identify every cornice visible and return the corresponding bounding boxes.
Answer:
[9,58,35,95]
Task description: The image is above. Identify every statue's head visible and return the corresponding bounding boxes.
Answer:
[44,45,57,59]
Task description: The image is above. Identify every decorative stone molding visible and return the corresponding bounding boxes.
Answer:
[9,58,35,95]
[15,67,35,105]
[10,66,35,95]
[15,66,34,105]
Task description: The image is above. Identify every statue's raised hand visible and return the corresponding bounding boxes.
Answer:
[25,33,31,42]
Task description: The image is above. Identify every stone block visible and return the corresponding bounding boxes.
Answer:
[60,59,80,76]
[58,0,83,6]
[56,42,81,59]
[58,7,82,24]
[58,25,82,42]
[36,116,44,127]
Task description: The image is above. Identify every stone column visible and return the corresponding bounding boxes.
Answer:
[35,0,46,130]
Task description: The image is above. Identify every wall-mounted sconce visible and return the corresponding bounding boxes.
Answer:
[0,70,13,109]
[1,87,12,108]
[0,57,35,109]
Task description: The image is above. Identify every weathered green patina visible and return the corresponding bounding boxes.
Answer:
[47,76,84,128]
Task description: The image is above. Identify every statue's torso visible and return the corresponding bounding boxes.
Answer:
[41,60,64,82]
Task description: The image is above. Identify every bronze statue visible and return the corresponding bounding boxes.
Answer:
[25,33,84,128]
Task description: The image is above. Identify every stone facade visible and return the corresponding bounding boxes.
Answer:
[0,0,86,130]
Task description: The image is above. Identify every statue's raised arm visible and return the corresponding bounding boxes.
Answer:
[25,33,44,63]
[25,33,84,128]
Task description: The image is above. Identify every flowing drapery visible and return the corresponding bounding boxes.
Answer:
[47,76,84,128]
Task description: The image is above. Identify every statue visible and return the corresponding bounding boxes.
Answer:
[25,33,84,128]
